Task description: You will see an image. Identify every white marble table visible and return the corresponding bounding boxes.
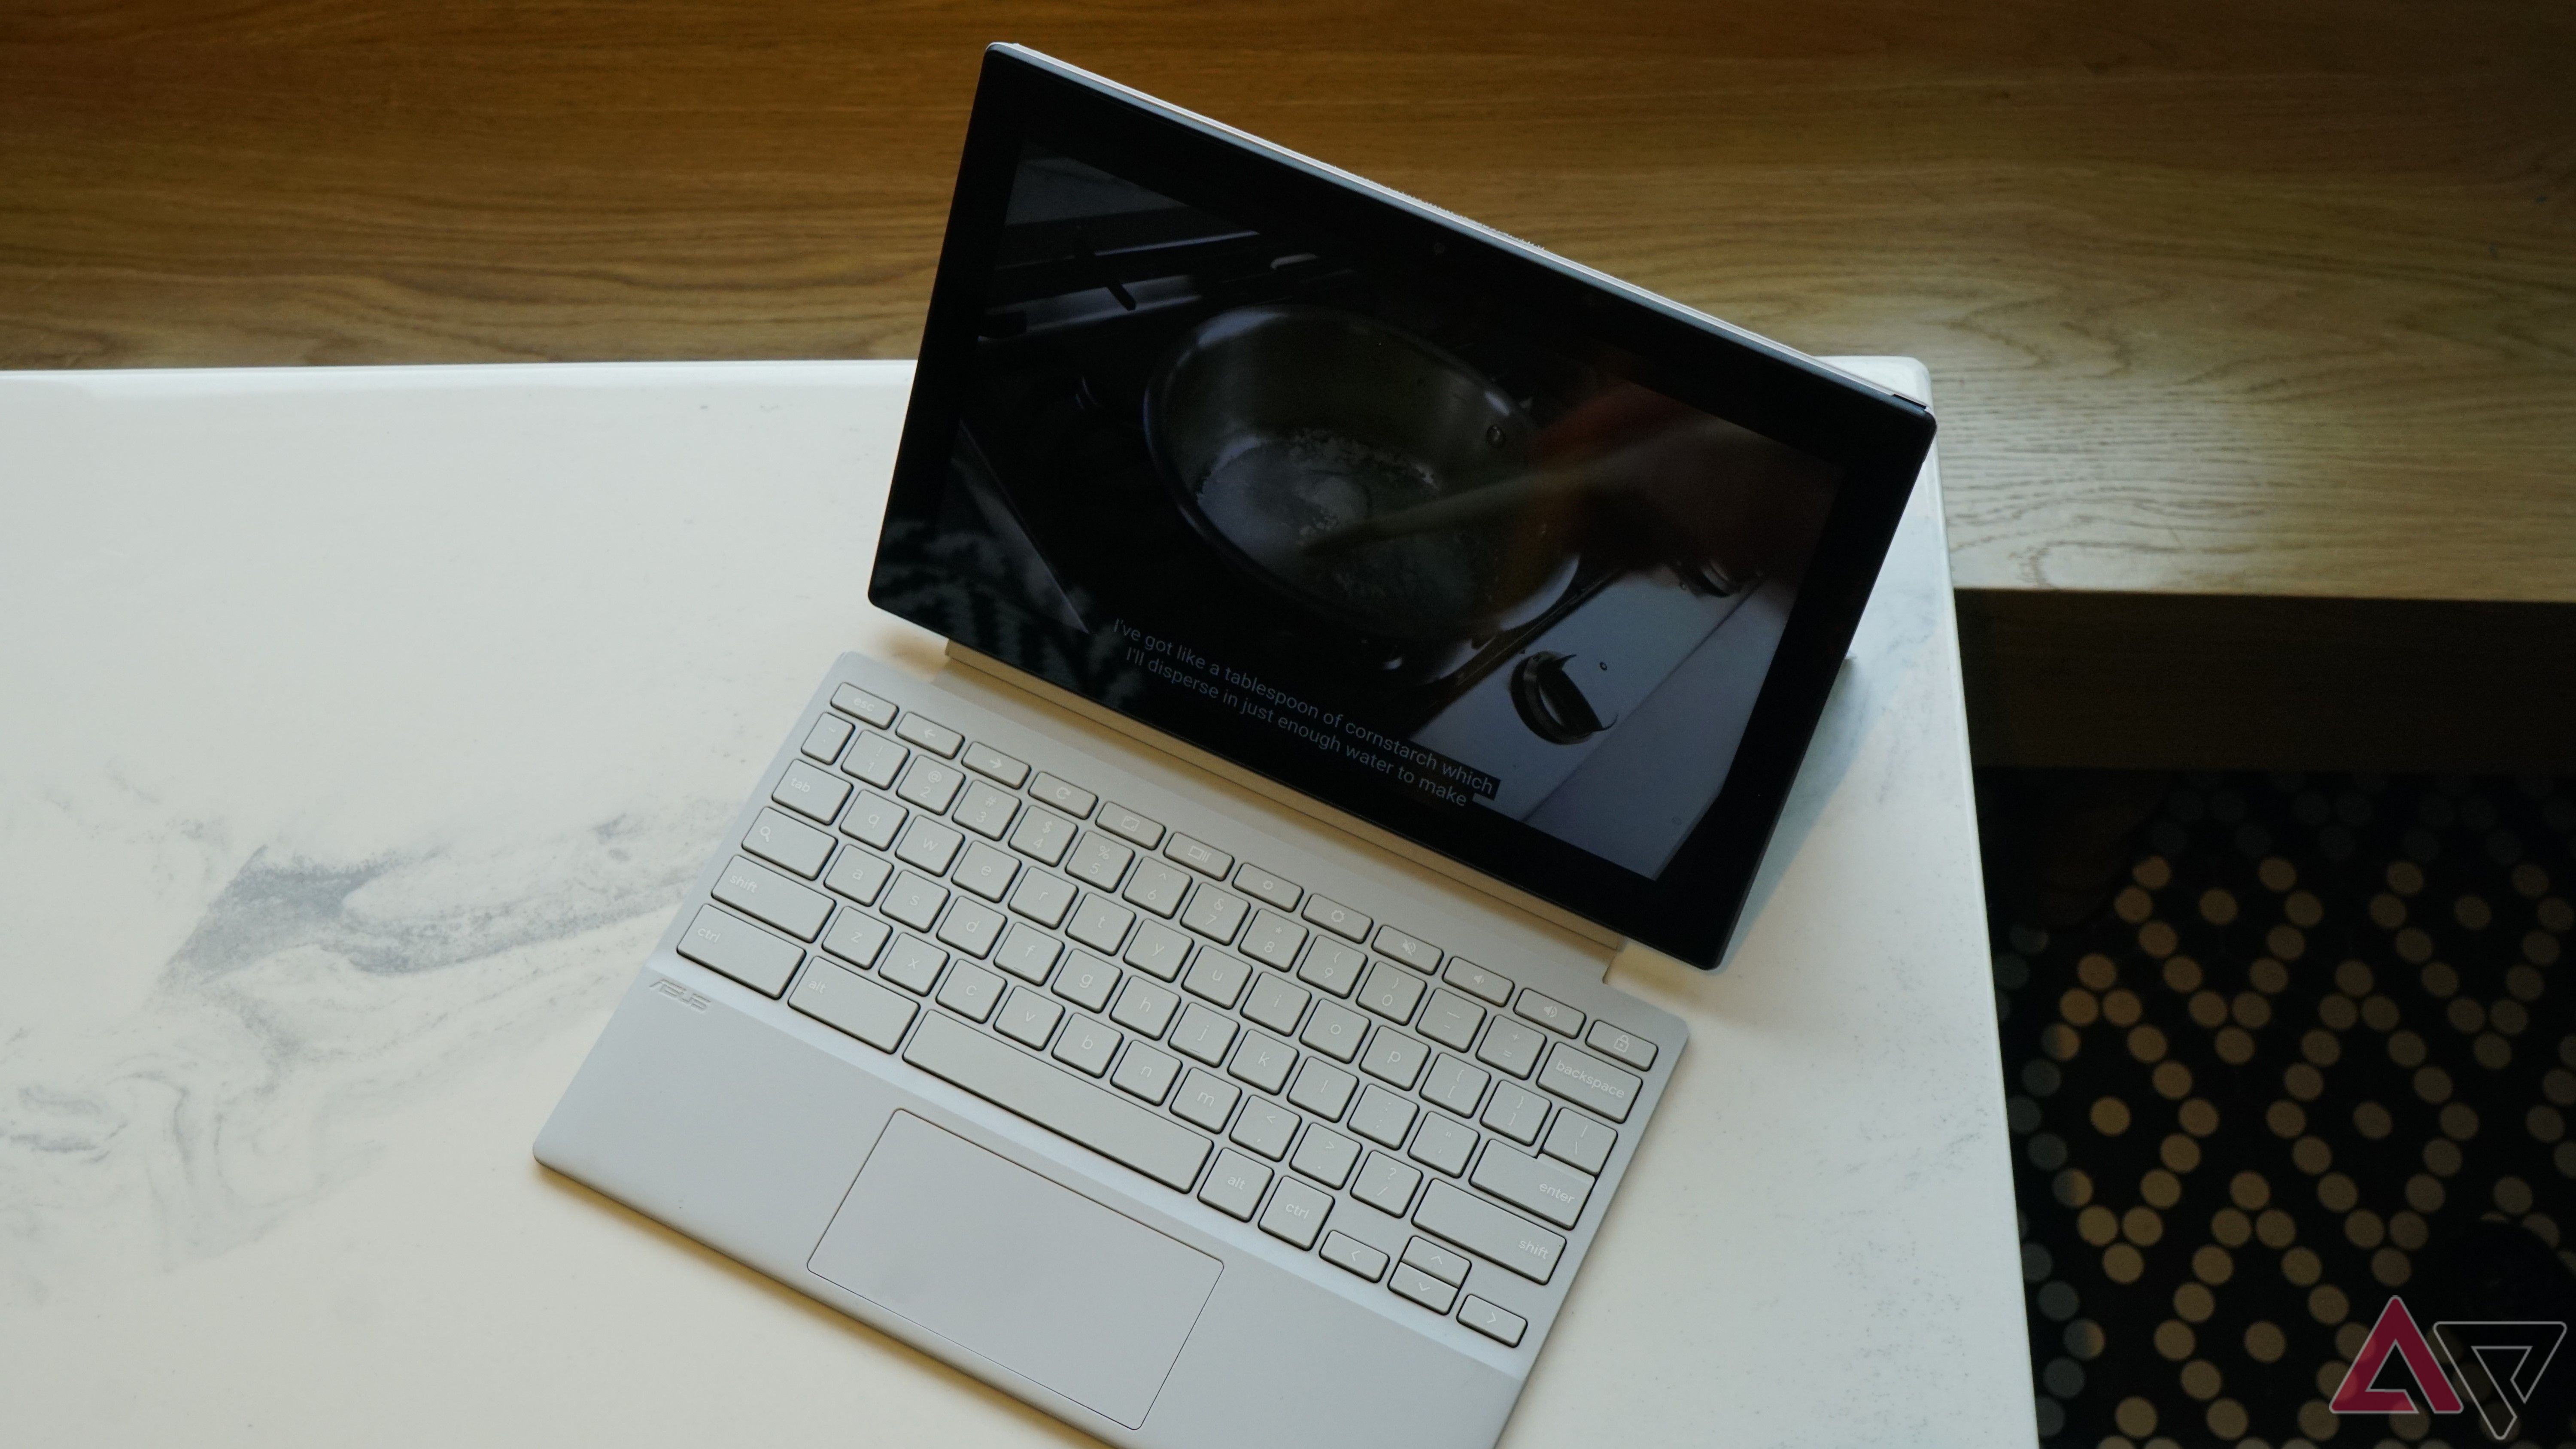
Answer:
[0,358,2031,1446]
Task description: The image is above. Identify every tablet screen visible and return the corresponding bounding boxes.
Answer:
[874,50,1928,962]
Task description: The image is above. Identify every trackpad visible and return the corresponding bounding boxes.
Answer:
[809,1112,1221,1429]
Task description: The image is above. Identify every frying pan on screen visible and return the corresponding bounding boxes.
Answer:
[1143,305,1579,642]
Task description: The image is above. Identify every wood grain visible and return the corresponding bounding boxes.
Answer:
[5,0,2571,762]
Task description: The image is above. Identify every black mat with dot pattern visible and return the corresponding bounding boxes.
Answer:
[1991,773,2576,1448]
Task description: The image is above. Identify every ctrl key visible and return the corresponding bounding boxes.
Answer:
[790,960,918,1051]
[1458,1295,1526,1347]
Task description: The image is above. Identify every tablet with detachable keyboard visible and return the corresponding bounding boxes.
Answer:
[538,44,1933,1449]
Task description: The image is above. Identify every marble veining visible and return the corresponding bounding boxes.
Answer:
[0,804,721,1301]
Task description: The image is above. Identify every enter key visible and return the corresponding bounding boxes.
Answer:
[1469,1142,1595,1230]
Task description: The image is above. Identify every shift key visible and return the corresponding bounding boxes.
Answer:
[712,856,832,941]
[1414,1181,1563,1284]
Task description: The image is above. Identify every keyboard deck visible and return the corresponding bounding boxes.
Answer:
[674,672,1674,1350]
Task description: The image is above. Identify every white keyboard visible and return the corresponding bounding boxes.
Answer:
[673,669,1673,1348]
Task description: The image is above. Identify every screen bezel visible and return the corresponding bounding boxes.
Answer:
[874,45,1936,966]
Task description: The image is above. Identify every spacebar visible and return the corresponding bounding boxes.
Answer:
[904,1014,1212,1192]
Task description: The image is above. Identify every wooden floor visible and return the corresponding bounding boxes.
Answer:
[7,0,2570,764]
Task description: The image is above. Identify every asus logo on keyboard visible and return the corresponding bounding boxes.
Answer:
[650,978,712,1012]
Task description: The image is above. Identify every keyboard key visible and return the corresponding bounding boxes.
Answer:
[1390,1264,1458,1314]
[822,848,891,905]
[712,857,832,941]
[1234,863,1302,911]
[1109,977,1181,1038]
[1353,1154,1423,1216]
[896,758,965,814]
[1172,1069,1240,1130]
[1181,950,1249,1009]
[1291,1126,1360,1189]
[1481,1083,1549,1146]
[1066,832,1133,890]
[1287,1059,1358,1120]
[1585,1020,1659,1071]
[893,713,963,758]
[1259,1178,1333,1249]
[1230,1099,1300,1160]
[790,960,916,1050]
[1355,961,1426,1023]
[1170,1005,1237,1066]
[1051,1015,1121,1077]
[1423,1055,1490,1117]
[1238,911,1305,969]
[1067,895,1134,954]
[1122,920,1191,981]
[1301,894,1370,942]
[820,911,891,969]
[936,962,1005,1022]
[1415,1181,1564,1283]
[1197,1148,1270,1219]
[801,713,854,765]
[1300,1000,1369,1063]
[952,779,1020,839]
[830,683,896,728]
[1400,1236,1470,1286]
[1359,1030,1430,1090]
[1470,1142,1595,1229]
[1442,958,1513,1006]
[1228,1033,1297,1094]
[961,741,1028,787]
[1297,939,1364,998]
[1476,1018,1546,1079]
[1112,1043,1182,1104]
[1419,990,1485,1051]
[1098,802,1164,849]
[1513,990,1583,1038]
[1179,888,1247,944]
[879,935,947,994]
[953,841,1019,902]
[1122,858,1190,917]
[904,1013,1209,1191]
[1008,808,1075,866]
[744,807,834,878]
[1349,1084,1418,1148]
[841,733,908,789]
[996,988,1063,1048]
[993,922,1060,984]
[1319,1231,1388,1282]
[1006,869,1075,928]
[676,905,802,996]
[894,817,963,875]
[934,898,1003,957]
[1242,975,1309,1036]
[1372,925,1442,973]
[1164,833,1231,879]
[1029,772,1096,817]
[1537,1044,1643,1122]
[1459,1296,1528,1347]
[764,762,848,832]
[1052,951,1119,1012]
[1408,1113,1477,1177]
[880,872,947,931]
[1542,1110,1617,1174]
[841,792,906,849]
